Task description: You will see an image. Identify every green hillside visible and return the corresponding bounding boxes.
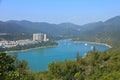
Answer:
[77,16,120,46]
[0,16,120,46]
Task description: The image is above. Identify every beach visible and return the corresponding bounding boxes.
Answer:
[5,45,56,53]
[72,41,112,48]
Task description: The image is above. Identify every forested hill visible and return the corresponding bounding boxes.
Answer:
[79,16,120,46]
[0,16,120,45]
[0,20,81,37]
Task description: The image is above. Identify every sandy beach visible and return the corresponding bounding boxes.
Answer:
[5,45,56,53]
[72,41,112,48]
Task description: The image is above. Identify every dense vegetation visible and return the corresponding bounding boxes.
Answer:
[0,33,32,40]
[0,52,34,80]
[38,47,120,80]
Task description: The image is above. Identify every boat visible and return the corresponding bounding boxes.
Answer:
[85,43,88,46]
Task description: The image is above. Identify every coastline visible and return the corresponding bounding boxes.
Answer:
[5,45,56,53]
[72,41,112,48]
[5,40,112,53]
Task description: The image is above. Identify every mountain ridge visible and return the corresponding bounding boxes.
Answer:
[0,16,120,46]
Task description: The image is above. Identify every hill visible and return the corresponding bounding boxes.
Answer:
[78,16,120,46]
[0,20,82,40]
[0,16,120,46]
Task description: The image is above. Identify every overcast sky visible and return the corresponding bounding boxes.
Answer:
[0,0,120,25]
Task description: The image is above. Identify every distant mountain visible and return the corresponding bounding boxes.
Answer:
[0,21,28,33]
[2,20,82,37]
[0,16,120,45]
[79,16,120,46]
[105,16,120,24]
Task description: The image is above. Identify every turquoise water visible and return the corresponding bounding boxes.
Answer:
[13,40,109,72]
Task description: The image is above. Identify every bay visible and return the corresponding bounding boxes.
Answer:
[12,40,109,72]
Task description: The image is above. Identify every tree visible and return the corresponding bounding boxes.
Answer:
[0,52,15,79]
[76,52,79,62]
[92,46,96,53]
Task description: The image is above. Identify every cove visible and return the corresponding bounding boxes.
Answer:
[11,40,109,72]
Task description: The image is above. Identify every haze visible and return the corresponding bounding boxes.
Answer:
[0,0,120,25]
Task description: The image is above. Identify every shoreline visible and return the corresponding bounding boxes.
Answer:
[72,41,112,48]
[5,40,112,53]
[5,45,56,53]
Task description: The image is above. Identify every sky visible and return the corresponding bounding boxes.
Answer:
[0,0,120,25]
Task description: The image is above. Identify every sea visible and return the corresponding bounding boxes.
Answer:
[10,40,109,72]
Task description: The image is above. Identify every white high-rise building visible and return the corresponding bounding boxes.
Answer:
[44,34,47,42]
[33,34,37,41]
[33,33,42,41]
[33,33,47,42]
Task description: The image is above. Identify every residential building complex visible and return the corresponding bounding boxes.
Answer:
[33,33,47,42]
[0,33,48,48]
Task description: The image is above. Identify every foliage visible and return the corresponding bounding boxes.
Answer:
[0,52,35,80]
[0,52,14,79]
[39,46,120,80]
